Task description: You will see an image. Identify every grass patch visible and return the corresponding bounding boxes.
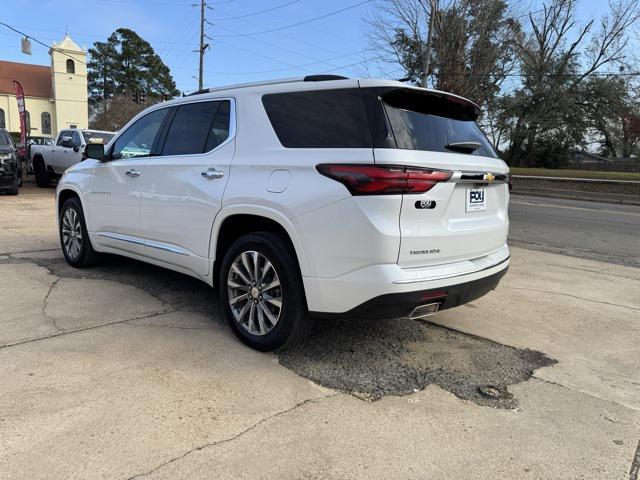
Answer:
[510,167,640,181]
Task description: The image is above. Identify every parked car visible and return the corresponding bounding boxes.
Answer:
[17,136,54,174]
[56,75,510,351]
[0,128,21,195]
[31,129,114,187]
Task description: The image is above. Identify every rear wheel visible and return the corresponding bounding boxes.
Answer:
[34,158,50,188]
[59,197,100,267]
[219,232,312,351]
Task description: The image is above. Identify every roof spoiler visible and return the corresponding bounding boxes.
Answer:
[380,88,481,121]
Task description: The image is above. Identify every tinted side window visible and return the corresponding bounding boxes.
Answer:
[262,89,371,148]
[205,101,231,152]
[72,131,82,148]
[112,108,170,159]
[57,131,71,146]
[0,130,10,146]
[162,100,230,156]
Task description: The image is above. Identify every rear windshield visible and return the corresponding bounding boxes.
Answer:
[262,88,371,148]
[261,86,497,157]
[380,89,497,158]
[83,131,115,145]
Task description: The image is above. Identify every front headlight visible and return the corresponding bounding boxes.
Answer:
[0,153,13,163]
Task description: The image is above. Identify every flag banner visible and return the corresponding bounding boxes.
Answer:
[13,80,27,145]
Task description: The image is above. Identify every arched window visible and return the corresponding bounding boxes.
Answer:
[0,109,5,129]
[25,111,30,133]
[66,59,75,74]
[41,112,51,135]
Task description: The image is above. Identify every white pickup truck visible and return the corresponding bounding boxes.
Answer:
[31,128,115,187]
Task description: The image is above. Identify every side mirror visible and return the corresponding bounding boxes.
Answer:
[84,143,105,161]
[61,136,73,148]
[73,145,80,153]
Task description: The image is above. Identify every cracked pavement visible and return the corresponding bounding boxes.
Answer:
[0,186,639,479]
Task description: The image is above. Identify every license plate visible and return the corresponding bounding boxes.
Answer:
[466,188,486,212]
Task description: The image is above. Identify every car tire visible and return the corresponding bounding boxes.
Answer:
[219,231,313,352]
[59,197,100,267]
[34,159,50,188]
[16,165,23,188]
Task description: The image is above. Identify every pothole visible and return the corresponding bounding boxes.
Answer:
[279,317,556,408]
[7,253,556,408]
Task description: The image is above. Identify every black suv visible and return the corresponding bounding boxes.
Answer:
[0,128,21,195]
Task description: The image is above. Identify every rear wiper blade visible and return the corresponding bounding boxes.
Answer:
[445,141,483,153]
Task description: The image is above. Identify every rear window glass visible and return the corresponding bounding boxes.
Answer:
[162,100,230,156]
[381,91,497,158]
[262,89,371,148]
[83,131,115,145]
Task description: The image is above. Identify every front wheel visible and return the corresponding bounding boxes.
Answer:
[219,232,312,351]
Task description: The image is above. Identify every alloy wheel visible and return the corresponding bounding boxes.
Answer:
[61,208,82,260]
[227,250,283,336]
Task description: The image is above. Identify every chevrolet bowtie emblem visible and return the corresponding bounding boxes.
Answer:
[484,173,495,183]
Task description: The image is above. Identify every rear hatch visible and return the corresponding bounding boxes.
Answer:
[361,84,509,268]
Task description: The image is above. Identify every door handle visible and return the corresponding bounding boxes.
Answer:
[125,169,141,178]
[201,168,224,179]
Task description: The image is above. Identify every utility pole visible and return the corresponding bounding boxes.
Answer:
[198,0,209,91]
[422,0,437,88]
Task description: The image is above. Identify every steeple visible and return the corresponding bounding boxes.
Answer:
[50,34,88,131]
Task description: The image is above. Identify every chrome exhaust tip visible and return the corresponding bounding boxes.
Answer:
[409,302,440,320]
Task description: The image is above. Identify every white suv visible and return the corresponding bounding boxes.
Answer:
[56,75,510,351]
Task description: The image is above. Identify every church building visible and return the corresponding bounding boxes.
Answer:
[0,35,88,137]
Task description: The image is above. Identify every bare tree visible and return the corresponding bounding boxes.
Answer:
[504,0,640,165]
[366,0,437,87]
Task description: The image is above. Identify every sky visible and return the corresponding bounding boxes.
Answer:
[0,0,616,94]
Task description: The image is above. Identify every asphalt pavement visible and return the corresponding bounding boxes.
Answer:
[509,194,640,267]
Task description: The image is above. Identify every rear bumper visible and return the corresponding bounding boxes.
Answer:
[310,265,507,320]
[304,244,509,317]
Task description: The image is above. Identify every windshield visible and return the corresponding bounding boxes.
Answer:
[380,90,497,158]
[83,131,115,145]
[0,130,12,146]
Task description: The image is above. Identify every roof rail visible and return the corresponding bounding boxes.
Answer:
[187,74,349,96]
[303,75,348,82]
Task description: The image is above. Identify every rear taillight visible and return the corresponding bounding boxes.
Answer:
[316,164,452,195]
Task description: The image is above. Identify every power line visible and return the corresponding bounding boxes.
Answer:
[209,0,373,38]
[228,0,360,45]
[0,21,87,65]
[205,50,367,75]
[213,37,316,72]
[95,0,197,5]
[0,25,199,46]
[215,0,301,20]
[211,2,365,63]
